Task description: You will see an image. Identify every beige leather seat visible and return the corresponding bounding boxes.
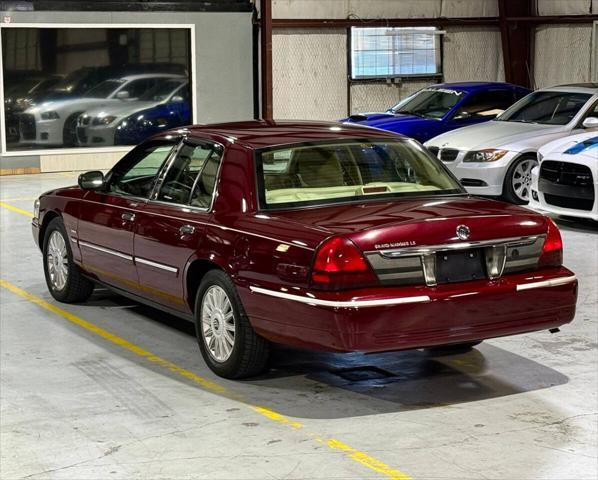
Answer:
[291,148,344,188]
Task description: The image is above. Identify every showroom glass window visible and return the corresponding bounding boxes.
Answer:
[350,27,441,79]
[1,27,192,152]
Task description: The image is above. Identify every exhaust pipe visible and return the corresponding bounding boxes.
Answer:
[549,328,560,334]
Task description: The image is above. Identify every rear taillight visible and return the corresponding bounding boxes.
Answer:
[538,217,563,268]
[310,236,378,290]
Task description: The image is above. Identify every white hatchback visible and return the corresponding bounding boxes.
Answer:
[529,129,598,221]
[425,84,598,204]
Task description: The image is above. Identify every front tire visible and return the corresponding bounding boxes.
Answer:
[43,217,94,303]
[195,270,269,379]
[502,155,537,204]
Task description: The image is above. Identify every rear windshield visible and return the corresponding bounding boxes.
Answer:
[256,139,463,209]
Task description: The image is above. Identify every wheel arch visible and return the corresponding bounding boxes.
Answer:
[501,150,538,195]
[39,210,61,249]
[184,256,228,312]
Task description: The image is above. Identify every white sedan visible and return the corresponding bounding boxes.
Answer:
[529,128,598,221]
[425,84,598,204]
[20,73,184,147]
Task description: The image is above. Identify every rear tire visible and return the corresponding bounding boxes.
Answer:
[195,270,269,379]
[43,217,94,303]
[502,155,537,205]
[426,341,482,355]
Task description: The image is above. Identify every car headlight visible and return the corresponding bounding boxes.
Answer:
[41,111,59,120]
[33,198,40,219]
[464,149,509,162]
[92,116,117,126]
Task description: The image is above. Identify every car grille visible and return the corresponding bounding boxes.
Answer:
[540,161,593,186]
[439,148,459,162]
[19,114,36,141]
[544,194,594,211]
[365,236,544,287]
[539,161,595,211]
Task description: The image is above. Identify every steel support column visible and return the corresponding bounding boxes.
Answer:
[260,0,273,120]
[498,0,533,88]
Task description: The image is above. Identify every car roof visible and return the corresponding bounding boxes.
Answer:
[427,81,526,92]
[118,73,185,81]
[156,120,406,149]
[542,83,598,94]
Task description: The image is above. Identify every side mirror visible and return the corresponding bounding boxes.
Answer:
[171,95,184,103]
[582,117,598,129]
[116,90,130,100]
[78,171,105,190]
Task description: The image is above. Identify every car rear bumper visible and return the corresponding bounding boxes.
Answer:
[241,267,577,352]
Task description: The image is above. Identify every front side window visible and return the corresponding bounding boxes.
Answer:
[351,27,441,80]
[108,142,176,198]
[157,142,222,207]
[497,91,592,125]
[389,88,464,119]
[257,140,463,209]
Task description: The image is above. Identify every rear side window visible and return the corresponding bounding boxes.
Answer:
[257,139,463,209]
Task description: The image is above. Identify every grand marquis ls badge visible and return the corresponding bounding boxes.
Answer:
[456,224,470,240]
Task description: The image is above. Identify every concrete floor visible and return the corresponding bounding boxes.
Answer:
[1,172,597,480]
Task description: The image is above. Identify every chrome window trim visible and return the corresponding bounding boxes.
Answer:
[516,275,577,291]
[78,240,133,261]
[135,257,178,273]
[249,286,430,308]
[373,235,543,257]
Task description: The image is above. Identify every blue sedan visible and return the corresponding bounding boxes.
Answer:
[340,82,530,143]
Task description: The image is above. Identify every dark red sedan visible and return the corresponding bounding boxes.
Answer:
[32,121,578,378]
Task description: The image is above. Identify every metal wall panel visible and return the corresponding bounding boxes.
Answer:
[533,24,593,87]
[443,27,505,82]
[272,0,497,19]
[536,0,592,15]
[272,28,347,120]
[349,80,429,115]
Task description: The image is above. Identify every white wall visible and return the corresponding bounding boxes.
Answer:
[535,0,595,15]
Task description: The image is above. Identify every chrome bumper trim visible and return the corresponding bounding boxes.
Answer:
[249,286,430,308]
[516,275,577,291]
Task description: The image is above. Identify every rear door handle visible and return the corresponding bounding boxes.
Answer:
[179,224,195,235]
[121,212,135,222]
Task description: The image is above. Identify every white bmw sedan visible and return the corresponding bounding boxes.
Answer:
[20,73,184,148]
[425,84,598,204]
[529,128,598,221]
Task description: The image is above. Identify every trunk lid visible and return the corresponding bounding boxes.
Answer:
[272,196,546,251]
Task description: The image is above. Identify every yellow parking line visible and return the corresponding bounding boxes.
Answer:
[0,201,33,218]
[0,279,412,480]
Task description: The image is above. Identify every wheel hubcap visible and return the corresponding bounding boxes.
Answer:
[511,159,537,201]
[201,286,235,362]
[47,231,68,291]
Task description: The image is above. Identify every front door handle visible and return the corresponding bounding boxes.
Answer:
[179,224,195,235]
[121,212,135,222]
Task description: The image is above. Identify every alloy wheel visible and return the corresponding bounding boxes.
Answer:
[46,230,69,291]
[511,158,537,202]
[201,285,236,362]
